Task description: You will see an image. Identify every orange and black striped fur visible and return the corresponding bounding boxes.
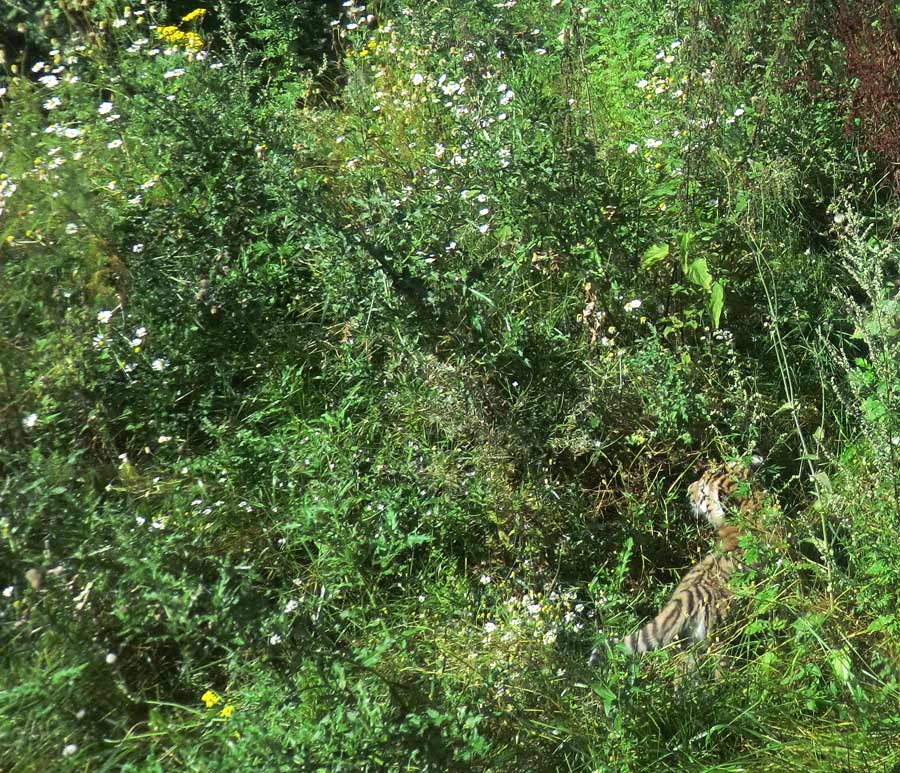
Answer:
[615,523,741,656]
[687,454,763,527]
[588,456,763,665]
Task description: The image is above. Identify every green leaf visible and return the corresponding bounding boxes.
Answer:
[865,615,894,633]
[862,397,887,421]
[679,231,695,267]
[686,258,713,290]
[709,280,724,328]
[641,243,669,270]
[829,648,852,685]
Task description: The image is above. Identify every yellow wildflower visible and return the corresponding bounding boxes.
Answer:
[157,25,179,40]
[201,690,221,708]
[182,8,206,23]
[183,32,203,51]
[156,26,203,51]
[219,704,235,718]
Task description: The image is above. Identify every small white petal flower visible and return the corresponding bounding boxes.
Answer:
[163,68,185,79]
[484,621,497,633]
[132,243,144,253]
[135,327,147,338]
[411,72,424,86]
[105,652,117,664]
[151,358,169,371]
[2,585,14,597]
[624,299,642,312]
[626,143,638,154]
[98,101,114,114]
[635,79,649,89]
[97,310,113,324]
[66,223,79,234]
[62,744,78,757]
[22,413,38,429]
[107,139,122,149]
[269,633,282,645]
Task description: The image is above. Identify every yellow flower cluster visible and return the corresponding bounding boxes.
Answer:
[156,25,203,52]
[201,689,235,718]
[357,39,378,58]
[182,8,206,23]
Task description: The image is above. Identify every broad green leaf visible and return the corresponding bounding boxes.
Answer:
[862,397,886,421]
[686,257,713,290]
[641,243,669,270]
[679,231,695,267]
[709,280,724,328]
[829,649,852,685]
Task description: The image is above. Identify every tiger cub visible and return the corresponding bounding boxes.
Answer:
[588,457,763,666]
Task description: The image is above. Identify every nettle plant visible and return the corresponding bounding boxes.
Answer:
[831,202,900,484]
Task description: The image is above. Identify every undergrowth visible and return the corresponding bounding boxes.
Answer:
[1,0,899,770]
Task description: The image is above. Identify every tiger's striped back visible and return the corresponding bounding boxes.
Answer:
[618,524,739,655]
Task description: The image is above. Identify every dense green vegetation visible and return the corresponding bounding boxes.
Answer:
[2,0,900,769]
